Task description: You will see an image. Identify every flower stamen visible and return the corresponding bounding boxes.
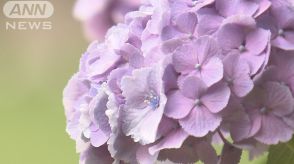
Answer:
[144,91,160,109]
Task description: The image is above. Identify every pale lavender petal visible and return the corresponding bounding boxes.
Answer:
[245,28,271,55]
[255,115,293,144]
[195,36,221,65]
[63,74,88,118]
[156,116,178,138]
[165,91,194,119]
[88,50,121,78]
[200,57,224,87]
[264,82,294,117]
[196,14,223,36]
[149,129,189,155]
[89,90,111,135]
[272,36,294,50]
[216,0,258,17]
[121,66,166,144]
[254,0,271,17]
[162,37,189,54]
[179,75,207,99]
[174,12,198,34]
[172,43,198,74]
[180,106,222,137]
[223,54,253,97]
[90,129,109,147]
[201,82,231,113]
[240,53,266,75]
[217,24,245,52]
[136,146,158,164]
[120,43,144,68]
[121,105,165,144]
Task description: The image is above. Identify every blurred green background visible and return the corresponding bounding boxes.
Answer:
[0,0,267,163]
[0,0,86,163]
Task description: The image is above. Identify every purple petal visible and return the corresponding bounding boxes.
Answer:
[149,129,189,155]
[223,54,253,97]
[165,91,194,119]
[216,0,258,17]
[136,146,158,164]
[264,82,294,117]
[174,12,198,34]
[245,28,271,55]
[180,106,222,137]
[196,14,223,36]
[201,82,231,113]
[179,76,207,99]
[63,74,88,119]
[201,57,224,87]
[121,67,166,144]
[172,43,198,74]
[240,53,266,75]
[195,36,221,64]
[254,0,271,17]
[120,43,144,68]
[80,145,113,164]
[107,127,139,163]
[89,90,111,135]
[217,24,246,52]
[90,129,109,147]
[272,36,294,50]
[255,115,293,144]
[162,37,189,54]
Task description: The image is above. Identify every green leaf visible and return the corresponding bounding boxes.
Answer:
[267,137,294,164]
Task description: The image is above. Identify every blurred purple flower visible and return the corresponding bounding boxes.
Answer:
[74,0,142,41]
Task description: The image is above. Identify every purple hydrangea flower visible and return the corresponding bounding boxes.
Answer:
[120,65,167,144]
[64,0,294,163]
[258,0,294,50]
[223,53,253,97]
[217,15,271,75]
[172,36,223,87]
[235,82,294,144]
[165,76,230,137]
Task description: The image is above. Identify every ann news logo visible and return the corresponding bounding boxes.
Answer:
[3,1,54,30]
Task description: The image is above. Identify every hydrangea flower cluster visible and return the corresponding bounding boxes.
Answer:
[64,0,294,163]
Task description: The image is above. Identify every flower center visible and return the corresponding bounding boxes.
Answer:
[194,99,202,106]
[227,78,233,85]
[260,107,267,114]
[195,63,201,70]
[278,29,284,36]
[238,45,246,52]
[144,91,160,109]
